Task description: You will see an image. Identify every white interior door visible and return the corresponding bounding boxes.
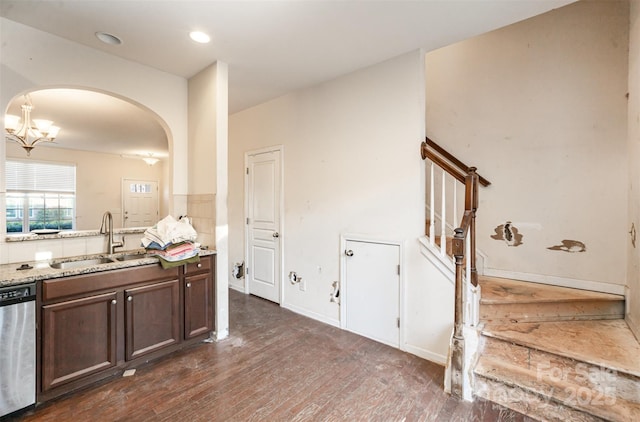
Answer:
[246,149,282,303]
[122,179,158,227]
[344,239,400,347]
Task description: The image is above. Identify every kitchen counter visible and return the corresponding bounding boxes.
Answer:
[0,249,216,287]
[5,227,147,242]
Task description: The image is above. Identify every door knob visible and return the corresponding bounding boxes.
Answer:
[273,232,280,238]
[345,249,354,257]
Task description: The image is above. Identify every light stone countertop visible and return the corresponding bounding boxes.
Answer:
[5,227,147,242]
[0,248,216,287]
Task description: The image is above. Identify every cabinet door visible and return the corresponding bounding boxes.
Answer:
[125,279,180,360]
[41,292,118,392]
[184,272,213,339]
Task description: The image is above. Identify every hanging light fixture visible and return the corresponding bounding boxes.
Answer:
[142,153,159,166]
[4,95,60,156]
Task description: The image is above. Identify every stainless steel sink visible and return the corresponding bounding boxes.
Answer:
[114,253,147,261]
[50,257,115,269]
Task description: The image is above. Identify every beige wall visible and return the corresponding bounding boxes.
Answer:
[7,143,166,230]
[426,0,629,292]
[187,61,230,339]
[627,0,640,340]
[228,51,454,362]
[188,64,218,248]
[0,17,189,233]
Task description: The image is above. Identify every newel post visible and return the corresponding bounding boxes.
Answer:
[450,227,466,398]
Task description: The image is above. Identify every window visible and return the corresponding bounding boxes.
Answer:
[5,160,76,233]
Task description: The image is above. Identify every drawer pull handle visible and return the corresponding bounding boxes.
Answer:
[127,296,133,302]
[197,263,202,268]
[186,282,191,288]
[111,299,117,305]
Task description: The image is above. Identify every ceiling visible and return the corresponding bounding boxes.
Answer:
[6,89,168,158]
[1,0,574,156]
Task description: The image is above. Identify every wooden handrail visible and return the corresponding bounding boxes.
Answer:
[428,153,466,185]
[422,137,491,187]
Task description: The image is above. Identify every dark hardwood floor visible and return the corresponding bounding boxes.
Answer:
[15,289,533,421]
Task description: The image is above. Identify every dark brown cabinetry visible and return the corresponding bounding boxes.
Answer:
[125,279,180,360]
[41,291,117,392]
[37,254,215,402]
[184,258,214,339]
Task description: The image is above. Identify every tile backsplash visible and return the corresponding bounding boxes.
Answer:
[187,194,216,249]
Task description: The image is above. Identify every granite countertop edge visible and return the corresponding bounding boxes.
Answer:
[0,249,217,287]
[5,227,148,242]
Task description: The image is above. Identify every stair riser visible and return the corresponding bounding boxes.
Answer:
[480,300,624,323]
[475,375,606,422]
[481,336,640,404]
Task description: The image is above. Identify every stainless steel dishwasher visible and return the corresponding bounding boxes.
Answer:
[0,282,36,418]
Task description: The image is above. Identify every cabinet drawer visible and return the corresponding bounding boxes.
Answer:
[42,265,179,303]
[184,255,212,275]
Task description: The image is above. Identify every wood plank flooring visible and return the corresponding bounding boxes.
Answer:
[14,289,533,421]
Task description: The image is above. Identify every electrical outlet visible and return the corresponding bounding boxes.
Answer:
[299,278,306,292]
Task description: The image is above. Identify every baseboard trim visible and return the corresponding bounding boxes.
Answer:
[281,302,341,328]
[228,283,245,293]
[483,268,626,295]
[403,343,447,366]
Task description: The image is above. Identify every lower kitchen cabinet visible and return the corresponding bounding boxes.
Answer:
[37,254,215,402]
[125,279,180,360]
[184,257,215,339]
[41,291,118,392]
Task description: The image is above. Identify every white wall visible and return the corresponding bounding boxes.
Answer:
[627,0,640,340]
[230,50,454,363]
[425,0,629,292]
[0,18,188,231]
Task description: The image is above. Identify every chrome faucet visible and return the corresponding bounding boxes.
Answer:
[100,211,124,254]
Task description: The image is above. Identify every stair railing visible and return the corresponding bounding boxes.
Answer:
[421,137,488,261]
[421,137,484,399]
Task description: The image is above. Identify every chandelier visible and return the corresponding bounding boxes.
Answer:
[4,95,60,156]
[142,154,159,166]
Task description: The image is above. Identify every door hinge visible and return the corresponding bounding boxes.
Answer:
[246,167,249,175]
[397,317,400,328]
[246,267,249,275]
[397,264,400,275]
[246,217,250,225]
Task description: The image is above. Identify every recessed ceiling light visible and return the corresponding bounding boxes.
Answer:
[189,31,210,44]
[95,31,122,45]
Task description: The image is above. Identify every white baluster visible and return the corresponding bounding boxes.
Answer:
[429,161,435,246]
[453,181,458,229]
[440,169,446,257]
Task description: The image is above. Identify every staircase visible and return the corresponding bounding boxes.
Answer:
[474,276,640,421]
[420,137,640,420]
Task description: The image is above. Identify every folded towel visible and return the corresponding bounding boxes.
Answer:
[156,254,200,269]
[142,215,198,249]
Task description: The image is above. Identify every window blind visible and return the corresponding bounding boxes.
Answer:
[6,160,76,193]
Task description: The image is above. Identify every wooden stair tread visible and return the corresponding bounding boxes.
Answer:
[482,319,640,378]
[479,276,624,305]
[475,357,640,422]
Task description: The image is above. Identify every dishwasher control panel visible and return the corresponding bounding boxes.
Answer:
[0,283,36,304]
